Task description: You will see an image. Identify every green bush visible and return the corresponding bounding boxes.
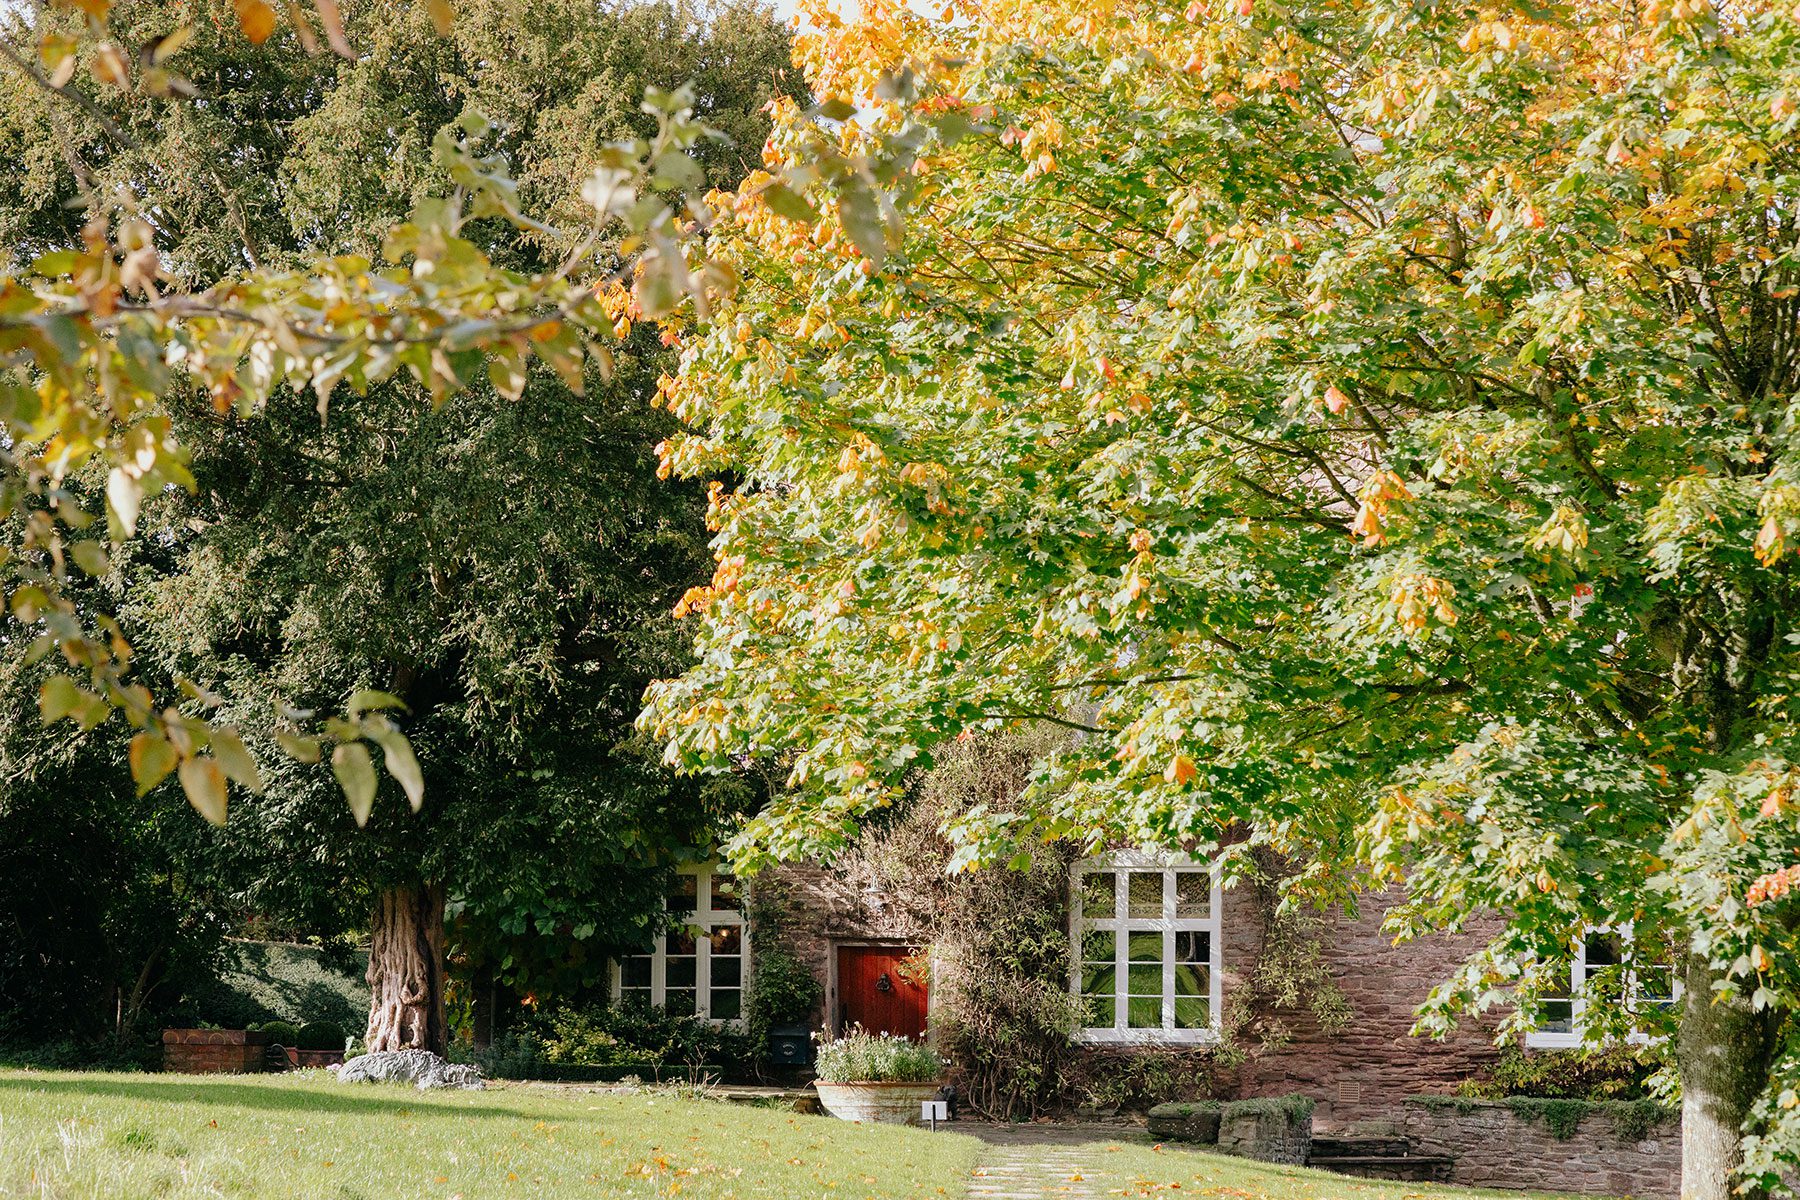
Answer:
[743,943,821,1051]
[1458,1044,1662,1101]
[459,1029,547,1080]
[813,1030,943,1084]
[296,1021,347,1052]
[257,1021,301,1047]
[185,941,369,1032]
[539,1002,754,1071]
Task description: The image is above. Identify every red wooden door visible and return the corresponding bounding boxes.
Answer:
[837,945,928,1039]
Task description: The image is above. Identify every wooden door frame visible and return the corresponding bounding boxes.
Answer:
[826,939,935,1043]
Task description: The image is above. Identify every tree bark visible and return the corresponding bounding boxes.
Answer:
[1678,953,1777,1200]
[365,882,447,1056]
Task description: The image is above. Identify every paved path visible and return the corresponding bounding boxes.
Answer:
[961,1123,1138,1199]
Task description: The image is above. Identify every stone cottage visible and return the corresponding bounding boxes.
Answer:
[609,852,1665,1130]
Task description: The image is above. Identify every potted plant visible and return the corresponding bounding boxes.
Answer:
[293,1021,348,1068]
[812,1029,946,1126]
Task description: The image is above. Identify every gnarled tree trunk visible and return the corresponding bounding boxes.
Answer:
[1678,953,1778,1200]
[366,882,447,1056]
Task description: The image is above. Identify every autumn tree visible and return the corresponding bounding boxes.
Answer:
[0,0,796,1053]
[643,0,1800,1191]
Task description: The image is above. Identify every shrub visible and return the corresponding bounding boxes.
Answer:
[258,1021,301,1047]
[296,1021,347,1052]
[1458,1044,1663,1101]
[537,1001,754,1073]
[813,1030,944,1083]
[743,940,822,1051]
[459,1029,546,1080]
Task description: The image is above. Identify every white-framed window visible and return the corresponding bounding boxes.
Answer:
[611,865,748,1023]
[1070,850,1222,1044]
[1526,926,1677,1049]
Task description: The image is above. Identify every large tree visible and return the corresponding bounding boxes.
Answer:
[643,0,1800,1192]
[0,0,796,1053]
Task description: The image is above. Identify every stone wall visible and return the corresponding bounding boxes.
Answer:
[162,1028,267,1073]
[1223,885,1506,1129]
[1401,1098,1679,1198]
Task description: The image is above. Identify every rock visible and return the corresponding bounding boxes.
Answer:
[332,1050,485,1091]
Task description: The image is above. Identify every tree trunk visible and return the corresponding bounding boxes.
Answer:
[366,882,447,1056]
[1678,953,1777,1200]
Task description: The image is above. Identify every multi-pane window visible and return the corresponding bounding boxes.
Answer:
[1527,926,1676,1049]
[1071,852,1221,1043]
[614,866,747,1023]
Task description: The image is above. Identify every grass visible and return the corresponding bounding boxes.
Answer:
[0,1070,981,1199]
[0,1070,1601,1200]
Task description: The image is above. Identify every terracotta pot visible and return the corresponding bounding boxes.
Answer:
[284,1047,300,1068]
[814,1081,945,1126]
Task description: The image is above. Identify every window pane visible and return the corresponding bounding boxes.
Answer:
[669,929,697,956]
[1129,872,1164,919]
[711,957,742,989]
[620,956,652,989]
[1081,930,1115,963]
[1081,962,1117,996]
[1174,996,1210,1029]
[1584,932,1623,968]
[1079,871,1116,919]
[710,925,742,956]
[1175,871,1211,918]
[1083,994,1116,1027]
[666,988,697,1016]
[667,874,698,913]
[667,957,697,988]
[711,989,741,1021]
[1174,931,1209,965]
[711,874,742,912]
[1542,999,1574,1033]
[1127,964,1162,995]
[1127,931,1163,963]
[1127,995,1162,1028]
[1173,963,1208,998]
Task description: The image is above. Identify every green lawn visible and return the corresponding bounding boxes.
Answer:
[0,1071,980,1199]
[0,1070,1593,1200]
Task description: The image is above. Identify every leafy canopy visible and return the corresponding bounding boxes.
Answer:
[642,0,1800,1181]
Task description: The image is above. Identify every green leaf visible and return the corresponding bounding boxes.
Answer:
[130,731,179,796]
[371,728,426,812]
[347,689,407,718]
[106,468,142,539]
[39,675,83,725]
[817,98,857,121]
[31,250,79,277]
[836,180,890,269]
[178,756,228,825]
[275,731,322,764]
[69,541,110,576]
[760,182,819,224]
[209,727,265,795]
[333,741,378,827]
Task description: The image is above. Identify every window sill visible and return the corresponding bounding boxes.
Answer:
[1073,1027,1222,1047]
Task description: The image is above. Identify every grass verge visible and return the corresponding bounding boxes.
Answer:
[0,1070,980,1199]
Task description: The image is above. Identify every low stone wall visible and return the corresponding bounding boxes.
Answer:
[163,1028,268,1074]
[1401,1097,1679,1199]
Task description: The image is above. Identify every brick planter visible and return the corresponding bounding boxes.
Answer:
[163,1029,269,1074]
[295,1048,346,1068]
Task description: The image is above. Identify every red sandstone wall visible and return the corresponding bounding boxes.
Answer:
[1222,884,1506,1128]
[755,865,1505,1122]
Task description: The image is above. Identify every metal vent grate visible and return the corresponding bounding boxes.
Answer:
[1336,1080,1363,1107]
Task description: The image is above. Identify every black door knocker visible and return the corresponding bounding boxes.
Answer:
[875,971,893,993]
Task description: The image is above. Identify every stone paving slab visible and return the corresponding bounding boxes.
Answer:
[961,1122,1142,1199]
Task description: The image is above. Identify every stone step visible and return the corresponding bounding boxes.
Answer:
[1309,1154,1456,1183]
[1310,1135,1412,1159]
